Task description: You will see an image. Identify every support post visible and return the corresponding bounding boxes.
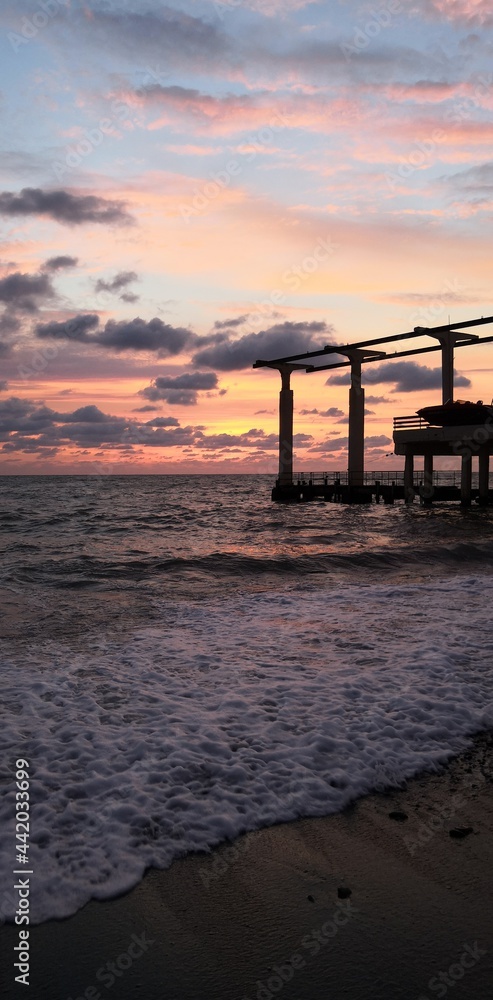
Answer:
[460,453,472,506]
[478,445,490,506]
[278,366,293,487]
[348,355,364,488]
[404,451,414,503]
[439,332,455,404]
[422,452,434,504]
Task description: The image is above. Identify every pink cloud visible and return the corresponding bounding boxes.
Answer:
[413,0,493,25]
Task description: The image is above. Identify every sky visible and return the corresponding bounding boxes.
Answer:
[0,0,493,475]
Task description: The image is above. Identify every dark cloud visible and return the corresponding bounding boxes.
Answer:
[42,256,79,271]
[309,435,348,452]
[96,318,193,355]
[0,396,200,453]
[443,161,493,202]
[365,395,392,404]
[36,314,100,341]
[132,404,161,413]
[299,407,344,417]
[194,428,313,451]
[327,361,471,393]
[0,271,55,313]
[0,312,22,335]
[213,316,250,330]
[365,435,392,447]
[140,372,219,405]
[53,405,111,424]
[0,380,7,391]
[0,395,287,459]
[35,314,195,356]
[95,271,139,299]
[193,321,332,371]
[145,416,180,427]
[0,188,132,226]
[310,434,390,452]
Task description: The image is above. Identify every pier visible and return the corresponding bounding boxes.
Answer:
[253,315,493,504]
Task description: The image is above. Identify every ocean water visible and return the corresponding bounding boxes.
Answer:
[1,474,493,924]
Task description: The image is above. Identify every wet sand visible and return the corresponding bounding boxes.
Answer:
[2,732,493,1000]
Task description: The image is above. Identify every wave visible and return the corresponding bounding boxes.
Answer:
[7,540,493,587]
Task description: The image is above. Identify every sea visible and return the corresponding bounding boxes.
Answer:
[2,474,493,924]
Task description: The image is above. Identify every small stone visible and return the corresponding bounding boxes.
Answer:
[449,827,474,839]
[307,894,314,902]
[389,810,408,822]
[337,886,351,899]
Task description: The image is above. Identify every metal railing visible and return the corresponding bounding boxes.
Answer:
[291,471,471,487]
[393,415,428,430]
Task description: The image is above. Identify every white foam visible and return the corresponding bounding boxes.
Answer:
[2,575,493,923]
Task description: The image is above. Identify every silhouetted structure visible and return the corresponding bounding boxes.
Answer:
[253,316,493,504]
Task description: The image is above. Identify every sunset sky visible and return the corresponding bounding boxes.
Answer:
[1,0,493,474]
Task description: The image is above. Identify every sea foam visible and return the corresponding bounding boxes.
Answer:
[1,575,493,923]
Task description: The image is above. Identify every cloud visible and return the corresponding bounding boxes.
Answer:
[412,0,493,25]
[299,407,344,417]
[310,433,391,453]
[310,435,348,452]
[213,316,250,330]
[365,395,392,404]
[0,271,55,313]
[365,435,392,447]
[42,256,79,271]
[193,321,332,371]
[96,318,193,355]
[35,315,195,356]
[145,416,180,427]
[0,312,22,335]
[95,271,139,301]
[140,372,219,405]
[0,396,290,460]
[0,396,200,453]
[0,380,7,391]
[444,161,493,200]
[327,361,471,393]
[36,314,100,341]
[0,188,132,226]
[194,428,313,450]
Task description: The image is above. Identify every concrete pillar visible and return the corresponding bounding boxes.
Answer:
[348,356,364,487]
[404,451,415,503]
[422,452,434,503]
[478,445,490,506]
[278,366,294,487]
[460,453,472,506]
[439,333,455,404]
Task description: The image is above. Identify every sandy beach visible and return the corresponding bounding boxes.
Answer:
[2,730,492,1000]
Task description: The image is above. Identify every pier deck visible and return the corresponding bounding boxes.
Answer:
[272,471,493,504]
